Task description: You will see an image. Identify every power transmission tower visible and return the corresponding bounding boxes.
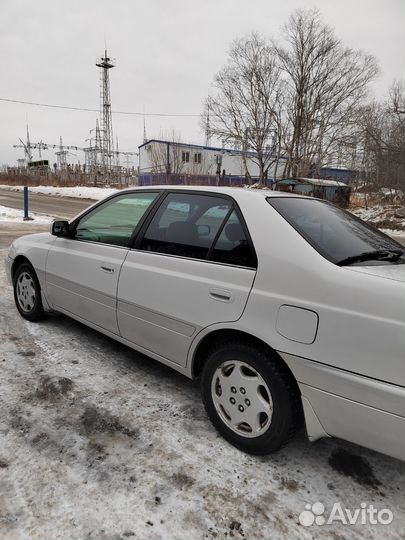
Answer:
[13,125,34,164]
[25,125,33,161]
[83,120,102,179]
[115,137,120,168]
[15,135,82,164]
[55,136,68,170]
[96,50,116,176]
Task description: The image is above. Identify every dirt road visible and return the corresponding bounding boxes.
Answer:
[0,223,50,249]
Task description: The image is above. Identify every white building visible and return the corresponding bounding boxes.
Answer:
[138,139,285,184]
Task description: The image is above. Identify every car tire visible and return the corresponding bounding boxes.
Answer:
[13,263,46,322]
[201,340,301,455]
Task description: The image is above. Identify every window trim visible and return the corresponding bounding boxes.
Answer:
[127,248,257,271]
[131,189,257,269]
[205,205,234,260]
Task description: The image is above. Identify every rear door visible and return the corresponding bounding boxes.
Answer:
[117,191,257,365]
[46,191,160,334]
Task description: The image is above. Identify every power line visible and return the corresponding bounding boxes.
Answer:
[0,97,201,118]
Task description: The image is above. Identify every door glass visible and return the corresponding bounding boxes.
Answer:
[75,192,158,247]
[140,193,232,259]
[209,211,257,268]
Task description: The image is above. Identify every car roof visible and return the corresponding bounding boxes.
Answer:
[120,185,296,200]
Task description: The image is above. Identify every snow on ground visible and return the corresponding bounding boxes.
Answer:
[351,204,405,225]
[0,205,53,224]
[350,205,387,222]
[0,251,404,540]
[0,185,119,201]
[350,204,405,239]
[380,228,405,237]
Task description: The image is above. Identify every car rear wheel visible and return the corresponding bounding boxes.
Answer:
[201,340,301,455]
[13,263,45,322]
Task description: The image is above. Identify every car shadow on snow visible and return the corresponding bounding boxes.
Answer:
[27,312,405,511]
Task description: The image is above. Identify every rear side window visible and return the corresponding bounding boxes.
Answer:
[140,192,256,267]
[210,211,257,268]
[140,193,231,260]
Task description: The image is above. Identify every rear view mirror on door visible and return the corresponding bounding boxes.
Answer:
[51,220,70,237]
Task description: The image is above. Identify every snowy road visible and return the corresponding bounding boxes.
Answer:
[0,249,404,540]
[0,189,93,220]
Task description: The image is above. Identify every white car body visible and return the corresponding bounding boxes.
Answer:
[5,186,405,459]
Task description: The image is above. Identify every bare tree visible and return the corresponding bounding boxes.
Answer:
[203,33,284,185]
[148,130,184,180]
[389,79,405,117]
[356,80,405,199]
[274,9,378,178]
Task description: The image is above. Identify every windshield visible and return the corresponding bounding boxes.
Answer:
[267,197,404,266]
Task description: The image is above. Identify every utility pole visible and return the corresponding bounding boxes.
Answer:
[143,116,148,143]
[205,101,211,147]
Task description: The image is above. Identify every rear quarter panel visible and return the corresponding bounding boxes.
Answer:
[213,192,405,387]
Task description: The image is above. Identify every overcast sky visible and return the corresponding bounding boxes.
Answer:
[1,0,404,167]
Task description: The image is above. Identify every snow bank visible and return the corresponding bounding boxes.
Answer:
[350,205,386,222]
[0,185,119,201]
[0,205,53,224]
[350,205,405,238]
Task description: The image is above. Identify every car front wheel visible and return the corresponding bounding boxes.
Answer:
[201,340,301,455]
[13,263,45,322]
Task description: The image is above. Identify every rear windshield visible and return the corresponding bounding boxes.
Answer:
[267,197,404,265]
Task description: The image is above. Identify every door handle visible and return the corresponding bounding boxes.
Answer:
[209,288,233,302]
[100,265,115,273]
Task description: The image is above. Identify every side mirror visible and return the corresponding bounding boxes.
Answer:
[51,220,70,237]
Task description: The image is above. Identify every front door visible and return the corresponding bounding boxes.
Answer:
[117,191,257,365]
[46,191,160,334]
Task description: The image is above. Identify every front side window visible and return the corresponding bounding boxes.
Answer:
[268,197,404,266]
[75,192,158,247]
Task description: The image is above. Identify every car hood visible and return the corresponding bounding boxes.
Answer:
[348,264,405,283]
